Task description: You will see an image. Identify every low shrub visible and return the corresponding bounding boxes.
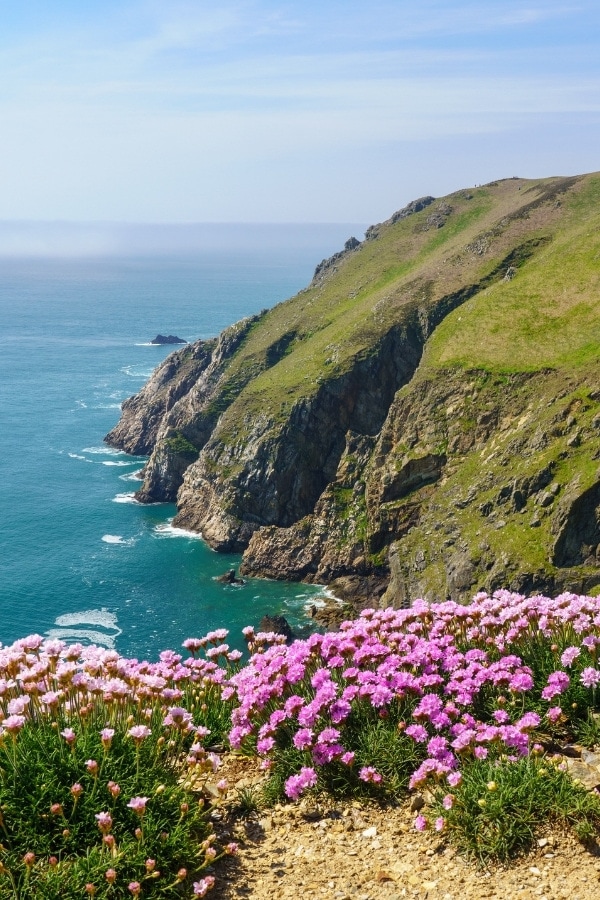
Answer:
[0,633,239,898]
[225,593,600,856]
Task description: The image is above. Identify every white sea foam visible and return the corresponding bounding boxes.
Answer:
[75,400,87,408]
[44,628,119,649]
[101,461,136,467]
[154,521,203,540]
[55,608,120,629]
[121,365,153,378]
[93,403,122,410]
[112,492,140,504]
[83,446,128,456]
[47,608,122,649]
[68,452,93,463]
[101,534,134,545]
[135,342,159,346]
[119,469,144,482]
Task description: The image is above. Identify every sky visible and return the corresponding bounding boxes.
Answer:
[0,0,599,225]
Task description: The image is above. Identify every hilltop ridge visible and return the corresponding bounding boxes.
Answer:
[106,172,600,608]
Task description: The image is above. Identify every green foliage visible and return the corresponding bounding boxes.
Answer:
[163,431,199,459]
[0,717,214,898]
[433,756,600,864]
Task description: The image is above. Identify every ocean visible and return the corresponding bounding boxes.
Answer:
[0,224,363,658]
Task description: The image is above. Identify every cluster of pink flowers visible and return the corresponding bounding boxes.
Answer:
[0,632,235,743]
[226,591,600,801]
[0,631,240,898]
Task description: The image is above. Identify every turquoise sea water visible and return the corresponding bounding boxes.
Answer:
[0,226,359,658]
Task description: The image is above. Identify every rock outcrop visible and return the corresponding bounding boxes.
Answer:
[106,172,600,611]
[150,334,187,345]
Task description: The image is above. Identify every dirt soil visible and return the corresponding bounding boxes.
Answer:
[209,755,600,900]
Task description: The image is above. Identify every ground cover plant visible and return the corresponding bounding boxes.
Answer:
[0,633,239,898]
[226,591,600,859]
[3,590,600,890]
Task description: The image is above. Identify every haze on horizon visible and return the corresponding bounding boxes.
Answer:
[1,1,599,228]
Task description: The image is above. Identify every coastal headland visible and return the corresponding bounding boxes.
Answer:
[106,173,600,612]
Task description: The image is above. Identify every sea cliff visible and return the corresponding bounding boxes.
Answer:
[106,172,600,608]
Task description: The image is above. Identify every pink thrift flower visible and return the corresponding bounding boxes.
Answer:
[547,706,562,724]
[414,814,427,832]
[60,727,76,745]
[107,781,121,798]
[95,811,113,834]
[127,796,149,816]
[100,728,115,749]
[105,869,117,885]
[193,876,215,896]
[434,816,445,832]
[128,883,141,896]
[127,724,151,742]
[581,667,600,688]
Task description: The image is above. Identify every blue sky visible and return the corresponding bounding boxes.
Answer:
[1,0,599,223]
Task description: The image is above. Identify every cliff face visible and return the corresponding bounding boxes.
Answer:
[106,172,600,607]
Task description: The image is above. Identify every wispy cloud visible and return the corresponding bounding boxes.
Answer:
[0,0,597,221]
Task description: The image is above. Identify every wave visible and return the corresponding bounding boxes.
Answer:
[119,469,144,482]
[92,403,122,410]
[112,492,140,504]
[121,365,153,378]
[101,534,135,545]
[82,446,128,456]
[101,461,138,467]
[153,521,204,540]
[68,452,94,463]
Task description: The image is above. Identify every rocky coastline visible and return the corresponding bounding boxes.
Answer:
[106,173,600,612]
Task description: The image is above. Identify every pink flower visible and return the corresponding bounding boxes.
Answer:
[193,876,215,896]
[95,811,113,834]
[128,883,141,896]
[107,781,121,798]
[414,814,427,832]
[359,766,382,784]
[127,796,149,816]
[105,869,117,884]
[561,646,581,667]
[86,759,99,775]
[434,816,445,832]
[581,667,600,688]
[547,706,562,723]
[442,794,454,810]
[284,766,318,799]
[60,727,76,745]
[70,783,83,799]
[127,725,151,742]
[100,728,115,749]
